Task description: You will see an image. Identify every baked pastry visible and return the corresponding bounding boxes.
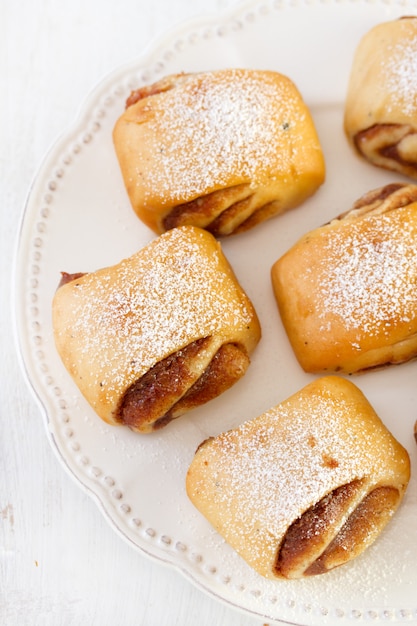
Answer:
[271,182,417,374]
[52,225,261,433]
[344,17,417,178]
[113,69,325,236]
[186,376,410,579]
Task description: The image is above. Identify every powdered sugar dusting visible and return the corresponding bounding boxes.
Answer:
[56,227,255,397]
[134,69,312,204]
[379,22,417,117]
[189,378,406,572]
[309,208,417,337]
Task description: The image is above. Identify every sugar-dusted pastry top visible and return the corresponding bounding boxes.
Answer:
[113,69,325,235]
[186,376,410,579]
[52,225,261,432]
[271,183,417,374]
[344,16,417,178]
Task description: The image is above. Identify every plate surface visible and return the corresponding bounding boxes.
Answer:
[14,0,417,623]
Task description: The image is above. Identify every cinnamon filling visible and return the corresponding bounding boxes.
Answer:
[355,124,417,170]
[162,184,252,235]
[276,480,363,577]
[117,339,249,431]
[163,185,288,237]
[117,337,211,430]
[350,182,410,211]
[305,486,400,575]
[58,271,86,288]
[163,342,249,420]
[125,74,187,108]
[275,481,400,577]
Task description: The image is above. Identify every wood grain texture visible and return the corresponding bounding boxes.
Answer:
[0,1,269,624]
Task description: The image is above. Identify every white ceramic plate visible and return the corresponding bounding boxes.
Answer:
[14,0,417,624]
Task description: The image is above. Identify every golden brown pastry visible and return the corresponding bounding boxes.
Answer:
[344,17,417,178]
[113,69,325,236]
[271,182,417,374]
[186,376,410,579]
[52,225,261,433]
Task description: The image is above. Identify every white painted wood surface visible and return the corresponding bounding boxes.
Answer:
[1,1,271,624]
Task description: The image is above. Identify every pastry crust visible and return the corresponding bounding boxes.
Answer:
[186,376,410,579]
[52,225,261,432]
[113,69,325,236]
[271,183,417,374]
[344,17,417,178]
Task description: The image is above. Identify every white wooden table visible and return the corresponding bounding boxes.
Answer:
[1,1,270,624]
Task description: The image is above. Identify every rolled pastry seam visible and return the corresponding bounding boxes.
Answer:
[344,17,417,178]
[52,225,261,433]
[271,183,417,374]
[186,376,410,579]
[113,69,325,236]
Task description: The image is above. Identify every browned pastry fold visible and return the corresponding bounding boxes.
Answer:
[113,69,325,236]
[186,376,410,579]
[344,17,417,178]
[271,183,417,374]
[52,226,261,433]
